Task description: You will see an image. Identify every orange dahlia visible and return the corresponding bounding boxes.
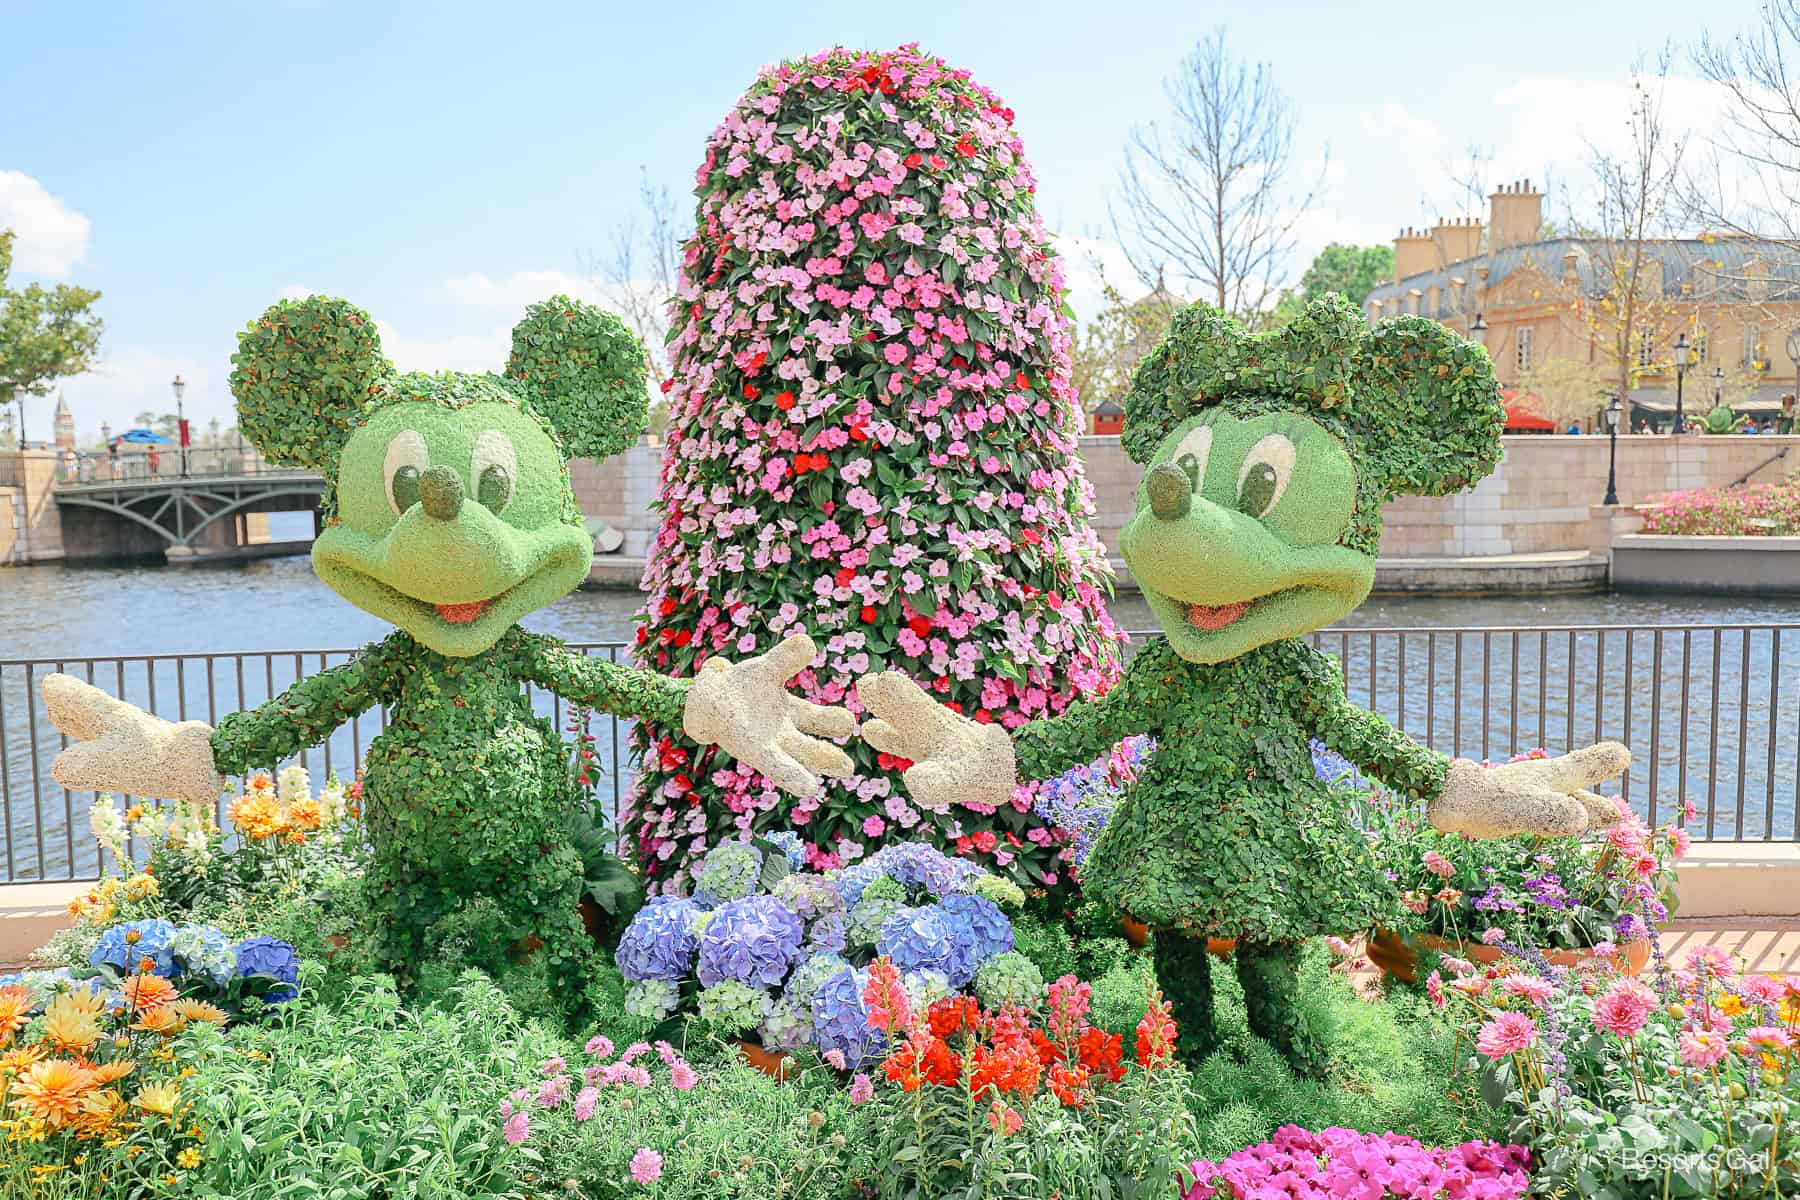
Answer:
[122,974,177,1013]
[11,1058,96,1129]
[72,1087,127,1135]
[87,1058,137,1086]
[170,999,228,1026]
[0,1045,45,1074]
[132,1008,185,1036]
[41,994,103,1055]
[0,984,32,1043]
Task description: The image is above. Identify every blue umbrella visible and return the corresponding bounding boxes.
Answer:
[116,428,172,444]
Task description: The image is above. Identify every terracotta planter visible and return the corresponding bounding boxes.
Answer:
[1120,917,1235,957]
[735,1039,794,1080]
[1367,928,1652,984]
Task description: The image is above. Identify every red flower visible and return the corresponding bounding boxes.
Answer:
[929,154,946,169]
[1077,1027,1125,1083]
[906,615,932,638]
[1135,999,1178,1069]
[1014,371,1030,390]
[928,995,981,1039]
[860,606,878,624]
[658,597,677,617]
[972,830,997,853]
[808,453,829,471]
[973,708,992,724]
[876,751,915,773]
[775,390,796,411]
[835,567,856,587]
[1049,1062,1092,1107]
[1020,528,1042,546]
[793,457,811,476]
[743,383,760,400]
[955,136,976,157]
[635,625,649,644]
[671,773,693,796]
[904,152,923,169]
[673,629,693,648]
[659,377,673,394]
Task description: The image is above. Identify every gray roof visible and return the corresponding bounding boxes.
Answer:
[1365,236,1800,317]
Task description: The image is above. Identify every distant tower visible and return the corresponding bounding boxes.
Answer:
[52,393,76,451]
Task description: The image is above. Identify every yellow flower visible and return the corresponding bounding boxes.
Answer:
[86,1059,137,1088]
[177,1147,201,1169]
[287,796,324,830]
[10,1059,96,1129]
[72,1088,126,1135]
[132,1082,180,1117]
[41,995,103,1055]
[1719,994,1746,1018]
[169,999,227,1026]
[131,1008,185,1037]
[125,805,144,821]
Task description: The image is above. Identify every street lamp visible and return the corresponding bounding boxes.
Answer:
[1712,365,1725,410]
[171,375,187,477]
[1602,394,1623,506]
[1471,312,1488,342]
[1786,328,1800,433]
[1672,331,1690,435]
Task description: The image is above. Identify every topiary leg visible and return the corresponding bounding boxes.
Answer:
[1235,938,1326,1077]
[1152,929,1217,1064]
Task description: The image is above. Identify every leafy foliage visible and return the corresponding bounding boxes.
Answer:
[0,228,104,442]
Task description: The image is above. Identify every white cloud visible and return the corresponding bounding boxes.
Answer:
[375,320,512,375]
[0,171,91,276]
[441,269,604,310]
[278,284,318,300]
[1051,232,1140,326]
[52,345,224,445]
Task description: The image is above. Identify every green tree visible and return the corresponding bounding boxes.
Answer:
[1295,242,1394,307]
[0,229,104,447]
[1070,281,1183,414]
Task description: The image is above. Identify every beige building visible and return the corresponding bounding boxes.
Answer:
[1363,181,1800,430]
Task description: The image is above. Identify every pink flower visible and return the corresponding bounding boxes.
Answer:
[1480,927,1507,946]
[1747,1026,1797,1051]
[1422,850,1456,879]
[629,1147,664,1185]
[573,1086,599,1121]
[585,1035,615,1059]
[670,1062,698,1091]
[862,814,886,837]
[1680,1030,1727,1069]
[849,1073,874,1104]
[1684,945,1732,977]
[502,1110,529,1145]
[540,1055,566,1076]
[1500,974,1556,1006]
[1425,970,1447,1010]
[1593,978,1656,1037]
[1475,1011,1539,1060]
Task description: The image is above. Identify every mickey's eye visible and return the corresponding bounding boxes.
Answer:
[383,431,429,515]
[471,430,517,514]
[1170,425,1213,492]
[1236,434,1297,517]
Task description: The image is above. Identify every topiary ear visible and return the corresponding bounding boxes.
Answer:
[1354,315,1505,498]
[1121,303,1241,465]
[505,297,647,461]
[229,297,392,471]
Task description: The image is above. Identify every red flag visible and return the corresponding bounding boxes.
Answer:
[178,418,191,448]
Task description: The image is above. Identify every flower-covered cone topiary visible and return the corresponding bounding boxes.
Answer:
[631,44,1125,890]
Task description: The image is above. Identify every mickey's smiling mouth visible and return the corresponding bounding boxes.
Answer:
[435,598,494,625]
[1185,600,1250,631]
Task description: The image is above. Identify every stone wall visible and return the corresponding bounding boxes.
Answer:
[0,451,64,564]
[555,432,1800,571]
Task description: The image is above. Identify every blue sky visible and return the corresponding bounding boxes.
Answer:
[3,0,1761,440]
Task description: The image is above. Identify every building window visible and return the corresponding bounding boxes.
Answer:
[1693,332,1708,364]
[1637,332,1655,369]
[1515,326,1534,373]
[1744,324,1763,368]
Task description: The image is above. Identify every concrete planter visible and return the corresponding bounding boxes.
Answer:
[1612,535,1800,595]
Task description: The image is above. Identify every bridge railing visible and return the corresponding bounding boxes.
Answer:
[52,447,306,486]
[2,623,1796,882]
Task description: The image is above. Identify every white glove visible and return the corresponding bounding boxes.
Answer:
[857,670,1016,813]
[41,673,223,808]
[1431,742,1630,838]
[682,634,856,797]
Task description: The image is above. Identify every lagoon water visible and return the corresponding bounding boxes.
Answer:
[1,555,1795,879]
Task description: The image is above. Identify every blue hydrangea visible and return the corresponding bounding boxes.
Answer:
[806,910,848,954]
[697,894,804,988]
[616,897,703,983]
[1310,739,1356,785]
[695,842,764,904]
[90,918,177,975]
[831,862,883,908]
[937,893,1013,965]
[762,831,808,872]
[784,950,851,1008]
[865,842,979,898]
[759,995,814,1052]
[771,874,845,922]
[879,904,978,988]
[233,935,300,1003]
[166,924,238,989]
[847,893,904,950]
[811,966,885,1068]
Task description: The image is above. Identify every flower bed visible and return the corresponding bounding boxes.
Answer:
[1638,480,1800,536]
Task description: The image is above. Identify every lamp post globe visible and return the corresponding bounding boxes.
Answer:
[1672,331,1690,435]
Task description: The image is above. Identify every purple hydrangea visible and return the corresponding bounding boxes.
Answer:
[870,841,981,897]
[811,966,885,1068]
[233,935,300,1003]
[696,895,805,988]
[879,904,979,989]
[936,893,1013,964]
[617,897,704,982]
[807,910,849,954]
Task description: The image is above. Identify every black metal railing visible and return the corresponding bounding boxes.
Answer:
[2,623,1795,882]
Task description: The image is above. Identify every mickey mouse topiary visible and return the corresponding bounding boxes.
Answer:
[860,295,1631,1073]
[39,295,858,1014]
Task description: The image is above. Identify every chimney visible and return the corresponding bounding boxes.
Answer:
[1562,247,1581,285]
[1392,226,1435,283]
[1488,179,1544,252]
[1430,216,1483,267]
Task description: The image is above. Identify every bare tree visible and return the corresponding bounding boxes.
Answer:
[1112,29,1319,323]
[1568,61,1687,411]
[1687,3,1800,247]
[586,168,683,433]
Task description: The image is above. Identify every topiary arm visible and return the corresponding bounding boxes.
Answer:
[1295,644,1447,801]
[507,628,689,728]
[1010,639,1172,780]
[211,630,416,777]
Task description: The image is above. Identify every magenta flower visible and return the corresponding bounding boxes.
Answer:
[849,1072,874,1105]
[502,1110,529,1146]
[1593,978,1656,1038]
[573,1086,599,1122]
[1680,1030,1727,1069]
[629,1147,664,1185]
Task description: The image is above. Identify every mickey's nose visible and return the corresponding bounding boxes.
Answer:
[1145,463,1191,521]
[418,467,464,521]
